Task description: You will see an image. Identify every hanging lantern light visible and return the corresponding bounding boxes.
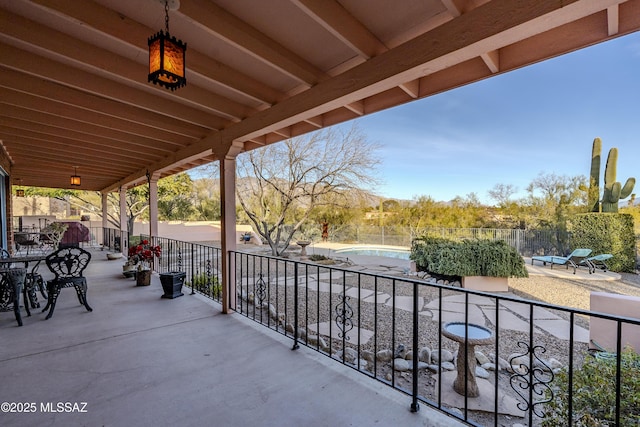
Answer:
[70,166,81,186]
[16,178,25,197]
[148,0,187,91]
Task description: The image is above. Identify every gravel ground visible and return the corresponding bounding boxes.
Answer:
[231,255,640,426]
[507,271,640,311]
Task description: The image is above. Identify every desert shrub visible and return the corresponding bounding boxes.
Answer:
[186,272,221,298]
[543,348,640,426]
[410,236,528,278]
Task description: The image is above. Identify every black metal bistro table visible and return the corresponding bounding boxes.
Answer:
[0,254,48,326]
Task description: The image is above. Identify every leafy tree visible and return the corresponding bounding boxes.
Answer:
[236,124,380,256]
[17,173,196,233]
[191,178,221,220]
[157,173,195,220]
[524,172,589,254]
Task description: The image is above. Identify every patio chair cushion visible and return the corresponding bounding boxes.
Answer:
[531,249,593,274]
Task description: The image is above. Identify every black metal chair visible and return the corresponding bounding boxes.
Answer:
[0,248,28,325]
[25,262,47,308]
[14,232,39,254]
[42,247,92,320]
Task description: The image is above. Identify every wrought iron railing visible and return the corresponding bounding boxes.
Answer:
[229,250,640,427]
[147,235,222,302]
[56,229,640,425]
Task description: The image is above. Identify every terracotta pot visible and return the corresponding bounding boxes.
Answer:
[136,269,152,286]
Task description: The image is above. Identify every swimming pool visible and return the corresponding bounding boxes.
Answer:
[334,246,411,260]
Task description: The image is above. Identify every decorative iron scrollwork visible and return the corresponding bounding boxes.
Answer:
[205,259,214,297]
[509,341,555,418]
[335,292,354,340]
[255,273,267,307]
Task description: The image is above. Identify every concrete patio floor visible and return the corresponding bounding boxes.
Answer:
[0,249,461,427]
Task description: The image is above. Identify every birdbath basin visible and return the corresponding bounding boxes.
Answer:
[297,241,311,257]
[442,322,494,397]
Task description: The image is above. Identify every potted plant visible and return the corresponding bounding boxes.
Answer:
[411,236,528,291]
[160,271,186,299]
[127,239,161,286]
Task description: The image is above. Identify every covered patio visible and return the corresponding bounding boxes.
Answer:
[0,248,457,426]
[2,1,640,425]
[2,2,640,300]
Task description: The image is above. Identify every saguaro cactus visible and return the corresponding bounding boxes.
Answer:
[588,138,602,212]
[601,147,635,212]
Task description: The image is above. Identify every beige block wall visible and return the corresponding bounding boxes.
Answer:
[461,276,509,292]
[590,292,640,352]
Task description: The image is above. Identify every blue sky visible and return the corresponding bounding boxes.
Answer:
[353,32,640,204]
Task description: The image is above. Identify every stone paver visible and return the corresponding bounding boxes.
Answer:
[385,295,424,312]
[481,307,536,333]
[308,322,375,345]
[500,300,564,320]
[430,304,486,325]
[250,259,594,351]
[534,319,590,343]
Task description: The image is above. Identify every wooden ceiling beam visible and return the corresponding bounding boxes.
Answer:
[0,69,211,138]
[112,0,620,192]
[4,146,135,174]
[0,9,251,122]
[0,42,223,129]
[292,0,386,58]
[0,89,196,145]
[608,4,619,35]
[293,0,421,100]
[480,50,500,73]
[179,0,324,86]
[0,120,169,159]
[217,0,622,143]
[0,136,157,170]
[29,0,283,106]
[1,106,184,151]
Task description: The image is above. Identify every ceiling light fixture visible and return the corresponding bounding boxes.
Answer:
[148,0,187,91]
[15,178,24,197]
[70,166,81,186]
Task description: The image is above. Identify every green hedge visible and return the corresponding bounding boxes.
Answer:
[569,213,636,273]
[410,236,528,278]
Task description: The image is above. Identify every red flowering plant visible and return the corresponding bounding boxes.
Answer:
[127,239,161,270]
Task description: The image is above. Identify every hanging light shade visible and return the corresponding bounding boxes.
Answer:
[148,1,186,91]
[70,166,81,186]
[15,178,25,197]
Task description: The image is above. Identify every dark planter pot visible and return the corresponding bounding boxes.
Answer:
[160,272,186,299]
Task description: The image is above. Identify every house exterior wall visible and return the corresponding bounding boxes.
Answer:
[1,149,11,250]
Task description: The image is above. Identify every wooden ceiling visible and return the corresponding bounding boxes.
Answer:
[1,0,639,192]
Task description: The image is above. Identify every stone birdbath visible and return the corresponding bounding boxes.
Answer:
[442,322,494,397]
[297,240,311,258]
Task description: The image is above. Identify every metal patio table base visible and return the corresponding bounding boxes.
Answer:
[1,268,28,326]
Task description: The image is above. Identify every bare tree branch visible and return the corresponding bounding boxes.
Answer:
[236,123,380,255]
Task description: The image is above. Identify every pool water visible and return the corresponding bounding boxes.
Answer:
[334,247,410,260]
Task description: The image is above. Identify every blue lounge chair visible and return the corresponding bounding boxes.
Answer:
[531,248,593,274]
[581,254,613,272]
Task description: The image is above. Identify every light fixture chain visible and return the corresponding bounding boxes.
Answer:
[164,0,170,33]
